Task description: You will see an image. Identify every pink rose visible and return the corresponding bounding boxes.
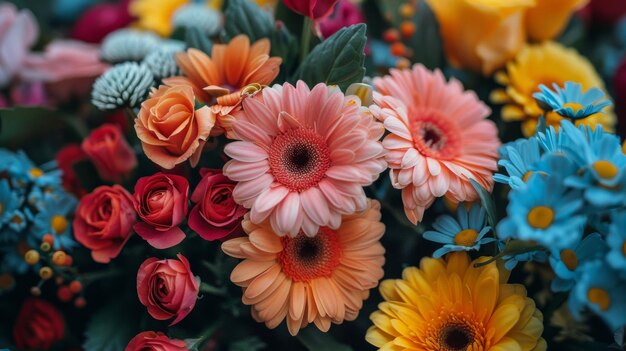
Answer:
[126,331,188,351]
[319,0,364,38]
[188,168,246,241]
[133,173,189,249]
[0,3,38,87]
[73,185,136,263]
[82,124,137,183]
[136,255,199,325]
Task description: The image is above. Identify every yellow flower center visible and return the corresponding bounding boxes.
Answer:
[592,160,619,180]
[527,206,554,229]
[587,288,611,311]
[0,202,4,215]
[11,215,23,225]
[559,249,578,271]
[562,102,584,113]
[522,171,534,182]
[29,168,44,178]
[454,229,479,246]
[51,215,68,234]
[622,242,626,257]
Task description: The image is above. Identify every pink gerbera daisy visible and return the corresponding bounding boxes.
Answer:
[223,81,386,237]
[371,64,501,224]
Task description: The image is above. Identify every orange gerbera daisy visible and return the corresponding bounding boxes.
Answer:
[221,200,386,335]
[366,252,546,351]
[164,35,282,136]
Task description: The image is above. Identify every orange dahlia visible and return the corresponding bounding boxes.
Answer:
[164,35,282,136]
[221,200,386,336]
[366,252,546,351]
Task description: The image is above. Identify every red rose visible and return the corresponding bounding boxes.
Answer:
[282,0,339,23]
[73,185,136,263]
[137,255,199,325]
[587,0,626,25]
[126,331,188,351]
[82,123,137,183]
[133,173,189,249]
[13,299,65,350]
[188,168,246,241]
[56,143,88,197]
[71,2,133,43]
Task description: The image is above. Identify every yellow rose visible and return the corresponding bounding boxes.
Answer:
[525,0,589,41]
[427,0,534,75]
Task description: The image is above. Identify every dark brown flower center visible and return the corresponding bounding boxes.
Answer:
[278,228,341,282]
[269,128,331,192]
[441,325,473,350]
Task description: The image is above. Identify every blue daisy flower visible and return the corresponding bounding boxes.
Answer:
[0,179,25,232]
[0,241,31,275]
[30,192,78,251]
[497,172,586,250]
[607,211,626,274]
[0,149,62,192]
[549,233,608,292]
[494,138,542,189]
[423,203,494,258]
[497,240,548,270]
[533,152,580,183]
[569,260,626,331]
[536,124,579,155]
[533,82,613,120]
[560,121,626,208]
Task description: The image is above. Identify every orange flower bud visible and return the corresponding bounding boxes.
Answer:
[69,281,83,294]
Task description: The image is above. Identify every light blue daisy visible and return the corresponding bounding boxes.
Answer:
[536,124,578,155]
[569,260,626,331]
[533,81,612,120]
[0,242,30,275]
[494,138,542,189]
[423,203,494,258]
[498,241,548,270]
[30,192,78,251]
[607,210,626,274]
[497,172,586,250]
[533,152,579,181]
[0,179,25,233]
[549,233,608,292]
[560,121,626,208]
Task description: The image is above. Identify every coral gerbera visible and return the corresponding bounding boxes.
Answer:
[223,81,386,237]
[366,252,547,351]
[372,64,500,224]
[164,35,282,136]
[491,41,616,137]
[221,200,385,336]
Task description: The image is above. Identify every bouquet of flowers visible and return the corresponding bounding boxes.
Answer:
[1,0,626,350]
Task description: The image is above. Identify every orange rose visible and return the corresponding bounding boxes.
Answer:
[135,85,215,169]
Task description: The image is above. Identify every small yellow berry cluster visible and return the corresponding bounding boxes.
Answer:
[23,234,86,308]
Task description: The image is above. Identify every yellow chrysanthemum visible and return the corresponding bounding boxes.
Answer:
[366,252,546,351]
[491,41,616,137]
[130,0,190,36]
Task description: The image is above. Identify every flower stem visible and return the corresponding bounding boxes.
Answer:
[300,17,313,63]
[200,282,227,296]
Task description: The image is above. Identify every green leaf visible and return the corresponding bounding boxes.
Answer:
[406,1,444,69]
[297,328,353,351]
[292,24,367,91]
[469,179,497,231]
[221,0,274,43]
[229,336,266,351]
[83,300,138,351]
[185,26,213,55]
[0,107,79,147]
